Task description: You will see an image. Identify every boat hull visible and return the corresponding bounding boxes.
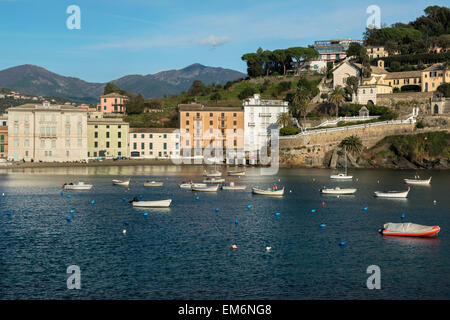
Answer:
[112,180,130,186]
[321,188,357,195]
[404,177,431,185]
[132,199,172,208]
[374,189,409,198]
[228,171,245,176]
[63,185,93,190]
[144,182,163,187]
[222,185,246,190]
[381,223,440,237]
[330,175,353,180]
[192,185,219,192]
[252,187,284,196]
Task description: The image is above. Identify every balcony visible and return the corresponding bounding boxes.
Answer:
[39,133,57,138]
[194,115,203,121]
[218,116,227,121]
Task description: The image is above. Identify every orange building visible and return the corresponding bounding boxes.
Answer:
[0,114,8,158]
[97,93,128,113]
[178,104,244,162]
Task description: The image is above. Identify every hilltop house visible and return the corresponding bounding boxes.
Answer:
[97,93,128,114]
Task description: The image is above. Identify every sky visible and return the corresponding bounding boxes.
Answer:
[0,0,447,83]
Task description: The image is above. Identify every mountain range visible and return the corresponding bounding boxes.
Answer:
[0,63,246,103]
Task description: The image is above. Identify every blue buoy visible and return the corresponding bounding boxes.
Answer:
[247,205,252,210]
[67,194,71,198]
[196,196,199,200]
[139,194,143,199]
[311,209,316,213]
[69,209,74,214]
[401,213,405,220]
[66,216,71,221]
[339,241,346,246]
[320,224,326,228]
[125,221,129,225]
[91,200,95,204]
[7,211,12,216]
[215,208,219,212]
[122,197,127,201]
[60,191,64,196]
[144,212,148,216]
[235,218,238,224]
[275,212,280,216]
[363,207,368,211]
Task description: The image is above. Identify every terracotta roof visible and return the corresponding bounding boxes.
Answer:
[129,127,178,133]
[384,70,421,79]
[423,63,446,71]
[353,63,388,75]
[178,104,243,112]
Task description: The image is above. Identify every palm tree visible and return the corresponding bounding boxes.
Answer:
[290,89,310,123]
[329,86,345,117]
[276,112,292,128]
[339,135,363,156]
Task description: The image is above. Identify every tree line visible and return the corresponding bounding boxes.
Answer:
[241,47,319,77]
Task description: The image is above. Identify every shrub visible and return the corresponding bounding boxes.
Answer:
[401,85,421,92]
[238,87,256,100]
[280,125,300,136]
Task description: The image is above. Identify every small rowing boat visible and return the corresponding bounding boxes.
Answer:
[179,182,207,189]
[228,170,245,176]
[143,181,164,187]
[374,187,410,198]
[379,222,440,237]
[192,184,219,192]
[131,199,172,208]
[404,176,431,185]
[321,187,357,195]
[112,179,130,186]
[252,186,284,196]
[63,181,93,190]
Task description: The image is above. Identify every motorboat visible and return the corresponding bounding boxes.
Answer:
[179,182,207,189]
[112,179,130,186]
[222,181,246,190]
[203,177,225,184]
[63,182,93,190]
[203,171,222,177]
[404,176,431,185]
[379,222,440,237]
[321,187,357,195]
[252,186,284,196]
[131,199,172,208]
[374,187,410,198]
[143,181,164,187]
[192,184,219,192]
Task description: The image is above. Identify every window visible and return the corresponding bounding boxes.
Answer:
[150,134,153,138]
[51,115,56,122]
[186,120,189,125]
[106,132,110,138]
[209,113,213,117]
[210,120,213,125]
[163,143,167,150]
[141,142,145,150]
[66,140,70,147]
[78,139,82,147]
[14,139,19,147]
[118,142,121,148]
[40,115,45,122]
[133,142,137,149]
[66,151,70,157]
[163,134,167,139]
[66,127,70,135]
[106,141,110,148]
[24,127,29,134]
[141,134,144,138]
[94,142,98,148]
[51,140,56,148]
[78,127,82,135]
[133,134,137,138]
[66,115,70,122]
[14,126,18,134]
[149,143,153,150]
[94,132,98,138]
[24,114,29,121]
[40,140,45,147]
[186,113,189,117]
[233,113,237,117]
[24,139,30,147]
[118,132,121,138]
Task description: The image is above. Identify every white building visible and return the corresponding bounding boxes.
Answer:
[243,94,288,164]
[352,84,392,105]
[129,128,180,159]
[7,102,88,162]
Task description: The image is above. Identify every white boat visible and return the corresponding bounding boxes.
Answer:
[228,170,246,176]
[252,187,284,196]
[192,184,219,192]
[203,177,225,184]
[222,181,246,190]
[203,171,222,177]
[330,173,353,180]
[112,179,130,186]
[179,182,207,189]
[404,176,431,185]
[63,182,93,190]
[374,187,410,198]
[321,187,357,195]
[143,181,164,187]
[132,199,172,208]
[330,147,353,180]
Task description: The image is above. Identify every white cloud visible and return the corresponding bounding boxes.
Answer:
[197,35,230,49]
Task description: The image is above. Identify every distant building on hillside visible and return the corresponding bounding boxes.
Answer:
[0,114,7,159]
[310,39,363,62]
[7,102,88,162]
[366,46,390,59]
[97,93,128,114]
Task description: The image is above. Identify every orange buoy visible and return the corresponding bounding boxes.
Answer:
[322,201,325,207]
[231,244,238,250]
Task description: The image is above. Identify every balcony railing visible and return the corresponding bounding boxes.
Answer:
[218,116,227,121]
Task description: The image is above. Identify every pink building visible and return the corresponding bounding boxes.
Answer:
[97,93,128,113]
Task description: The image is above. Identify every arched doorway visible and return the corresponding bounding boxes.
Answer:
[434,104,439,114]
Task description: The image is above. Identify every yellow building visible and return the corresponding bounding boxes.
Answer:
[366,46,389,59]
[421,63,450,92]
[178,104,244,158]
[87,117,129,158]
